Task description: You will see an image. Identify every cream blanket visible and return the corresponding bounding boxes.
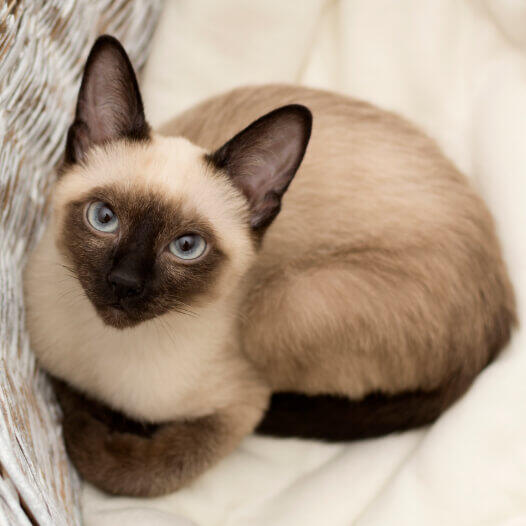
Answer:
[83,1,526,524]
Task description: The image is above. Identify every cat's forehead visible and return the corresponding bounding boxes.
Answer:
[59,136,218,205]
[55,135,249,236]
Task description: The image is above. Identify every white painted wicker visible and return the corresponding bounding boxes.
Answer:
[0,1,161,523]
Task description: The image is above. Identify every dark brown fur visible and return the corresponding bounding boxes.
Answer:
[53,379,234,497]
[257,374,476,441]
[60,186,226,328]
[207,104,312,234]
[65,35,150,165]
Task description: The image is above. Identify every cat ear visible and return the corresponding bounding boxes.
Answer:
[208,105,312,233]
[65,35,150,165]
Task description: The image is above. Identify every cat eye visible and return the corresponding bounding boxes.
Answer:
[86,201,119,233]
[169,234,207,260]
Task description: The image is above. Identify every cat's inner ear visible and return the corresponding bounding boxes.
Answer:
[65,35,150,165]
[208,105,312,233]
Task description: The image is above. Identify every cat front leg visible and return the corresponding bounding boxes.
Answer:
[53,379,269,497]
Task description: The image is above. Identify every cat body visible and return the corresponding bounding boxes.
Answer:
[24,37,515,496]
[165,85,515,400]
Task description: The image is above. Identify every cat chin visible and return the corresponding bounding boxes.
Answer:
[95,303,155,330]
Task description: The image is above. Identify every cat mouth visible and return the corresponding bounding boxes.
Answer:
[81,283,162,329]
[97,301,150,329]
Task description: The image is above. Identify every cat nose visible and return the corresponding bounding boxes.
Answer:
[107,268,144,299]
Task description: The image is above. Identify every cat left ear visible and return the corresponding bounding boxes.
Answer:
[65,35,150,165]
[207,105,312,233]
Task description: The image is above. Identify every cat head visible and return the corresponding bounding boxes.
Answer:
[52,35,311,329]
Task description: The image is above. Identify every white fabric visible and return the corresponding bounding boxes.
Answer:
[83,1,526,524]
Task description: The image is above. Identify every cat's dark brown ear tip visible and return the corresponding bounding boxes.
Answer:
[278,103,313,149]
[92,34,126,49]
[85,34,133,71]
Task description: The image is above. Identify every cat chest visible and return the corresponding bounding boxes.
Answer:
[46,316,235,423]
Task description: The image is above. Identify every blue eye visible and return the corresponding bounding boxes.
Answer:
[86,201,119,233]
[169,234,207,260]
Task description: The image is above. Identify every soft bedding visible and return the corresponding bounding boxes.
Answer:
[83,1,526,524]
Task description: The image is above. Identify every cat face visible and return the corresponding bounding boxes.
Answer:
[58,179,226,328]
[52,36,311,329]
[54,134,259,329]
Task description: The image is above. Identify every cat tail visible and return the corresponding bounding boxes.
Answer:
[256,372,474,441]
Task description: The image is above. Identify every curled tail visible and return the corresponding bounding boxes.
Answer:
[256,373,474,441]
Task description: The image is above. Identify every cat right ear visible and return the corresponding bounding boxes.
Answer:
[64,35,150,166]
[207,105,312,234]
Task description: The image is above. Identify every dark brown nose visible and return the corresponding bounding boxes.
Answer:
[108,267,144,300]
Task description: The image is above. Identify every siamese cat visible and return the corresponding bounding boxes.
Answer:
[24,36,516,497]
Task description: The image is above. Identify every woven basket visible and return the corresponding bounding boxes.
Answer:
[0,1,161,524]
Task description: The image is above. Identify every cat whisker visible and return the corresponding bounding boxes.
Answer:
[155,316,178,349]
[173,306,198,318]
